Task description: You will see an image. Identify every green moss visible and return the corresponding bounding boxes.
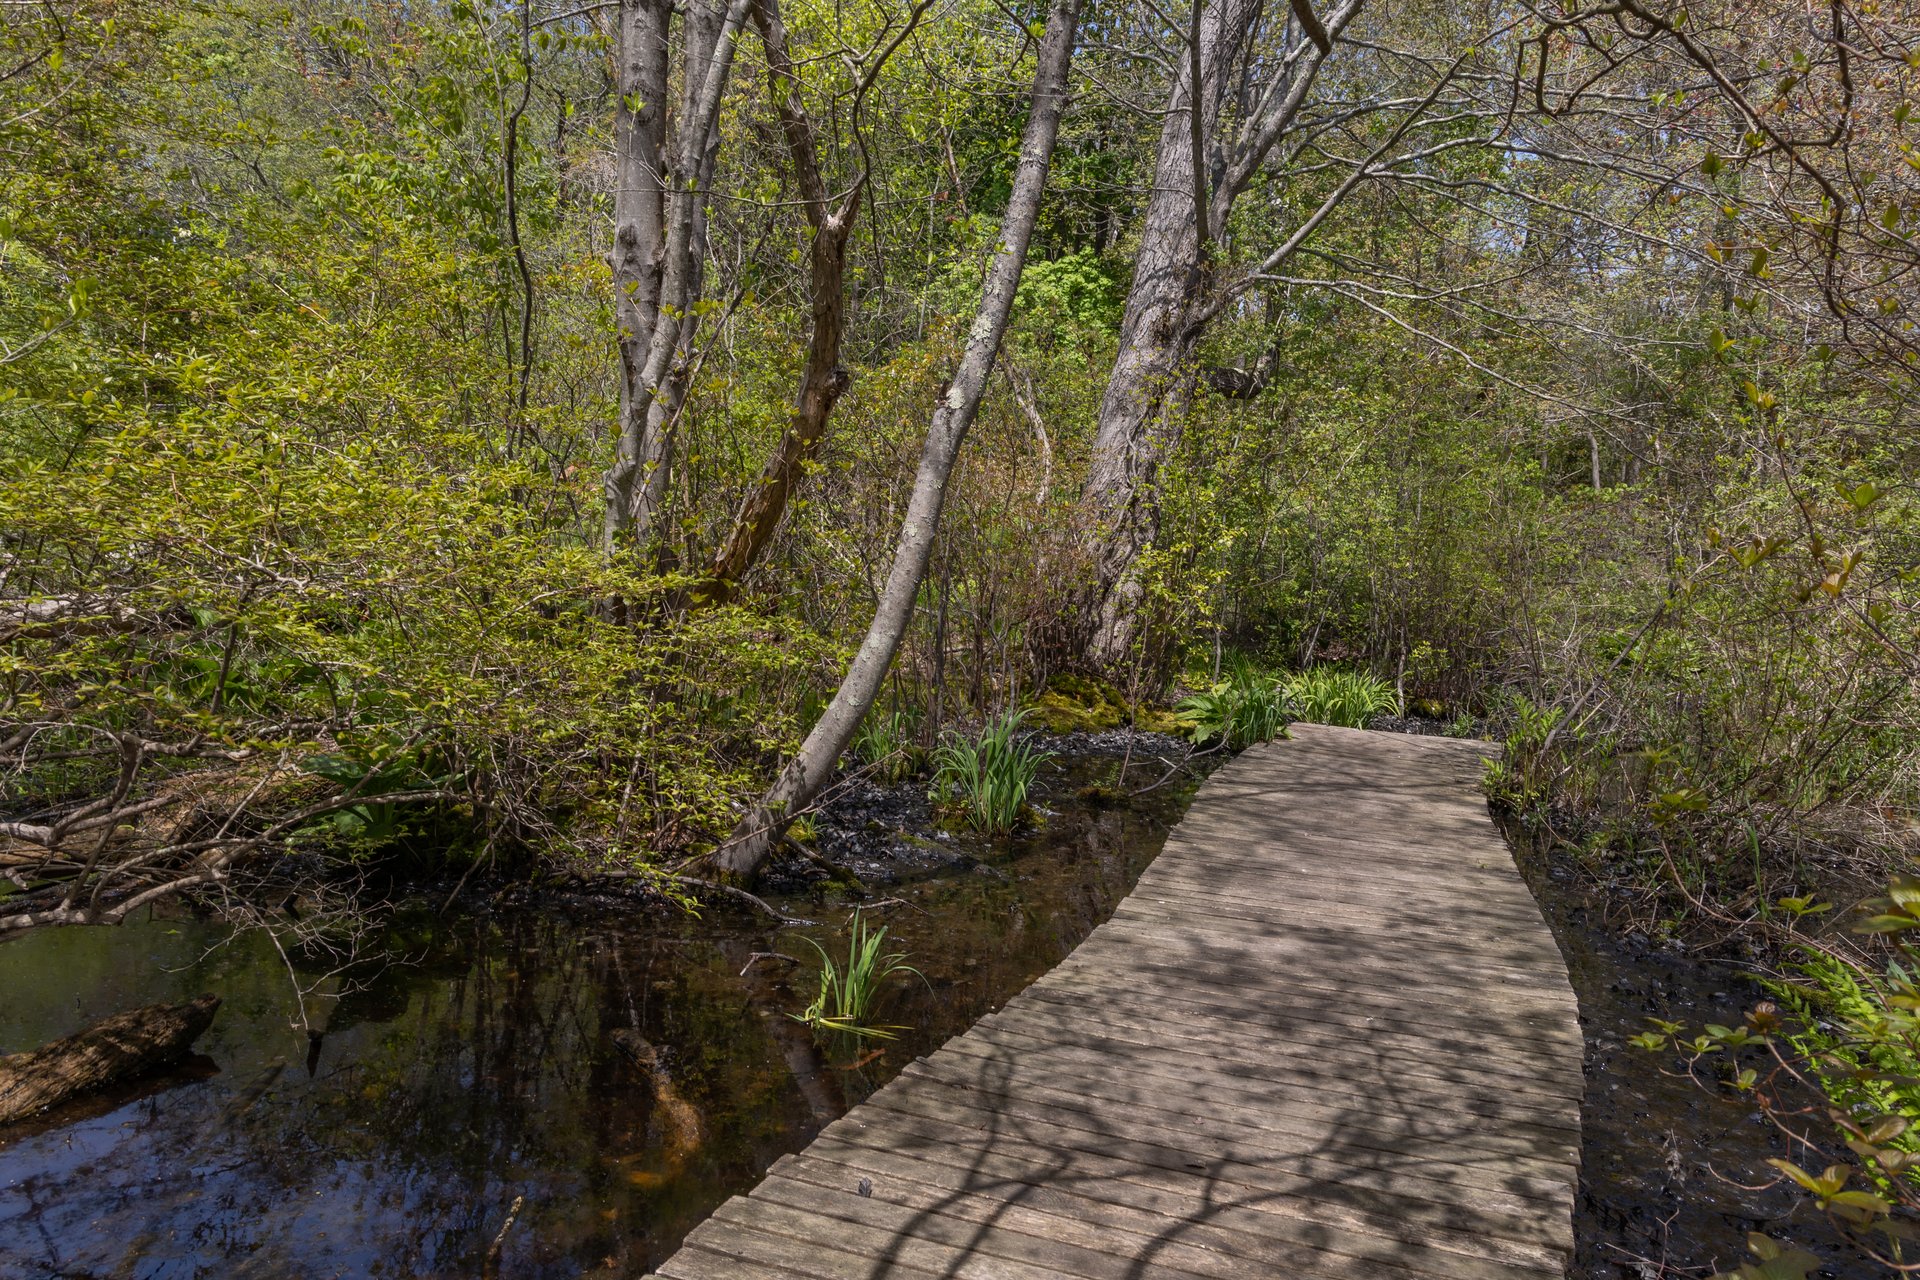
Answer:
[1028,675,1125,732]
[1030,692,1116,732]
[1134,705,1189,735]
[1027,675,1186,736]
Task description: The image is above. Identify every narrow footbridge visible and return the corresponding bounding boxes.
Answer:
[652,723,1583,1280]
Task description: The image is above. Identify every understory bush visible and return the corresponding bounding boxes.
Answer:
[1176,659,1289,750]
[1641,879,1920,1274]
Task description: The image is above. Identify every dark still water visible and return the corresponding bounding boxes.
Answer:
[0,746,1207,1279]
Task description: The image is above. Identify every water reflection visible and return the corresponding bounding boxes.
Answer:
[0,750,1203,1278]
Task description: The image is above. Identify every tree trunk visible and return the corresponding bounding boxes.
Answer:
[1075,0,1362,675]
[604,0,669,555]
[0,995,219,1125]
[1076,0,1260,675]
[700,0,861,600]
[706,0,1085,883]
[603,0,752,558]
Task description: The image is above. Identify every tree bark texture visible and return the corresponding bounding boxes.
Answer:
[1077,0,1361,674]
[604,0,669,557]
[708,0,1086,882]
[1077,0,1262,675]
[0,995,219,1126]
[700,0,862,598]
[603,0,752,559]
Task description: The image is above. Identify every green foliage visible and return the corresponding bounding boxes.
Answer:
[1716,1234,1822,1280]
[0,0,853,893]
[1011,248,1123,348]
[1176,659,1290,749]
[930,708,1051,834]
[1,0,1914,962]
[299,743,456,844]
[1282,666,1400,728]
[853,705,926,784]
[1483,693,1563,811]
[1636,879,1920,1267]
[792,909,921,1041]
[1764,949,1920,1156]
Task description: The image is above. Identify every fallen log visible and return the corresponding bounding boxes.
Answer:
[0,994,220,1125]
[611,1028,706,1188]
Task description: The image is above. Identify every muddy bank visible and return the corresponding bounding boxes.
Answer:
[1509,828,1883,1278]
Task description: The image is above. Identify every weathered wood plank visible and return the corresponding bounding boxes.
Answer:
[1028,960,1581,1041]
[851,1075,1575,1213]
[757,1157,1556,1280]
[814,1096,1572,1257]
[649,724,1582,1279]
[922,1029,1586,1133]
[783,1131,1570,1276]
[1028,958,1583,1048]
[959,1006,1584,1104]
[897,1056,1582,1166]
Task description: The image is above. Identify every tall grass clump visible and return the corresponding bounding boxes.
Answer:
[931,708,1051,834]
[1178,659,1290,749]
[1283,666,1400,727]
[793,909,921,1041]
[853,705,926,784]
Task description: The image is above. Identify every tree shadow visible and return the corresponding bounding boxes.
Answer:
[661,725,1581,1279]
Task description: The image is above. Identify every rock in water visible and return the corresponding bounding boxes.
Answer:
[0,994,220,1126]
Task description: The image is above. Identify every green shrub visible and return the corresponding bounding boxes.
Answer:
[1634,879,1920,1270]
[1177,660,1291,749]
[1764,947,1920,1169]
[930,708,1051,834]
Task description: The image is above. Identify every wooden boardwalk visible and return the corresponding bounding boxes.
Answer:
[651,724,1582,1280]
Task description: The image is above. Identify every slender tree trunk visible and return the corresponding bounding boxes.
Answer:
[700,0,861,599]
[603,0,752,559]
[706,0,1085,882]
[1077,0,1259,675]
[604,0,669,555]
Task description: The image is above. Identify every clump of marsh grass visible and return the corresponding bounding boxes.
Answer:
[793,909,921,1041]
[852,704,926,784]
[1282,665,1400,728]
[930,707,1050,834]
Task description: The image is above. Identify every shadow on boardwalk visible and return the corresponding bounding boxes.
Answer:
[651,725,1582,1280]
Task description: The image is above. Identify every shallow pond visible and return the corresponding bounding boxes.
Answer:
[0,743,1208,1279]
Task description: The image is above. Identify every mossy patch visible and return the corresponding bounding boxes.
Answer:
[1027,674,1188,736]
